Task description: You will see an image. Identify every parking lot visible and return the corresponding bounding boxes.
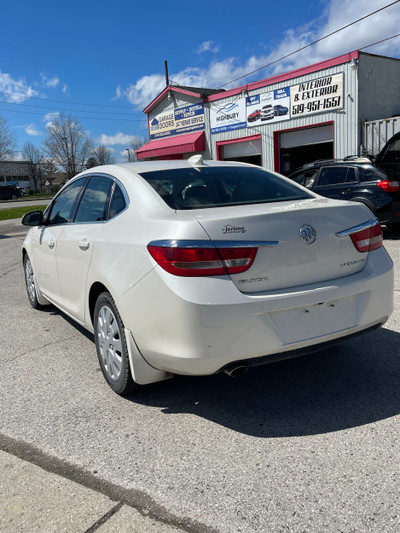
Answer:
[0,218,399,532]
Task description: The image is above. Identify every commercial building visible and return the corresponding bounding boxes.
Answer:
[0,161,31,190]
[136,51,400,175]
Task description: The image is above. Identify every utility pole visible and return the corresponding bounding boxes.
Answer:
[164,60,169,87]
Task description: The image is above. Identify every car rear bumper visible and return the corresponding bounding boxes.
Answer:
[117,247,393,376]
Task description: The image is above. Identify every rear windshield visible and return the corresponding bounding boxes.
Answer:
[140,166,311,210]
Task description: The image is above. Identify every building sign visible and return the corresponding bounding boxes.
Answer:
[149,103,205,139]
[0,163,30,176]
[210,97,246,134]
[246,88,290,127]
[290,73,343,117]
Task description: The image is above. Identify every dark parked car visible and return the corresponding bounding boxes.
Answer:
[288,157,400,230]
[374,131,400,180]
[0,185,23,200]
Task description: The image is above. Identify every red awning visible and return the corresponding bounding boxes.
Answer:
[136,131,205,160]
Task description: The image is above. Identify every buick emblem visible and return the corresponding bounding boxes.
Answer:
[299,224,317,245]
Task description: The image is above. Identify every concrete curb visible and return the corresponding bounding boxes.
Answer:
[0,449,187,533]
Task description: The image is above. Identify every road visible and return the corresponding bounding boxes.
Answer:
[0,198,51,210]
[0,219,399,532]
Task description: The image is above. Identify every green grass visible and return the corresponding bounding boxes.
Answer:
[0,205,47,221]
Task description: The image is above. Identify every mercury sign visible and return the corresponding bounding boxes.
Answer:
[290,73,343,117]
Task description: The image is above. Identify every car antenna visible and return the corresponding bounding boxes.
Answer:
[188,154,204,169]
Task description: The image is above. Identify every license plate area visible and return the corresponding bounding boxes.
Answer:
[268,296,358,345]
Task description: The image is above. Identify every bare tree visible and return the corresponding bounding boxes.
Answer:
[0,115,16,160]
[126,136,147,162]
[92,145,115,166]
[43,114,93,179]
[21,141,43,192]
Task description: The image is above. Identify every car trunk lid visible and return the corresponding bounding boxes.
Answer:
[179,198,376,292]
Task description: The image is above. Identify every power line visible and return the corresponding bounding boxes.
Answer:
[360,32,400,50]
[0,99,138,117]
[217,0,400,88]
[1,0,400,125]
[0,107,143,122]
[0,90,136,110]
[206,32,400,130]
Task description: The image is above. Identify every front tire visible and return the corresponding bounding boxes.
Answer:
[94,292,139,395]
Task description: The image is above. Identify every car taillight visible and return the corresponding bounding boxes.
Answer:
[336,219,383,253]
[147,241,258,276]
[349,222,383,252]
[377,179,399,193]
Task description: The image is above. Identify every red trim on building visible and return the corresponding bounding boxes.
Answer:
[136,131,205,160]
[143,86,206,114]
[216,134,262,163]
[207,51,359,103]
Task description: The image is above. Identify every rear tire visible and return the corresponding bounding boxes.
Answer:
[23,254,42,309]
[94,292,139,395]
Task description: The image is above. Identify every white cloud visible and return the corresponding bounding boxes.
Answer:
[43,111,61,130]
[25,123,42,136]
[0,71,38,103]
[96,132,143,146]
[40,74,60,88]
[125,74,165,109]
[113,85,122,101]
[196,40,220,54]
[122,0,400,107]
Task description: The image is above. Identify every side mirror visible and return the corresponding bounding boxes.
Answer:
[21,210,44,227]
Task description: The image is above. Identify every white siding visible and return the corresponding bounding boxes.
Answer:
[207,61,359,170]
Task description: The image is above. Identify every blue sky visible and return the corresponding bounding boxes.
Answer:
[1,0,400,162]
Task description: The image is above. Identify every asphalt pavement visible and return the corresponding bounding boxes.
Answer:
[0,218,399,532]
[0,197,51,210]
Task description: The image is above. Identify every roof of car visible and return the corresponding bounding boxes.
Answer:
[294,157,373,172]
[80,158,257,177]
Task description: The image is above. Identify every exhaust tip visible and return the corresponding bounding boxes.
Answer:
[223,365,248,378]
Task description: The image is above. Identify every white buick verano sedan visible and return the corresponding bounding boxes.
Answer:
[22,158,394,395]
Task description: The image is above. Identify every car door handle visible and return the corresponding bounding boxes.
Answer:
[48,240,55,249]
[79,240,90,251]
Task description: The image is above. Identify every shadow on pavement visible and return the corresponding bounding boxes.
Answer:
[47,286,400,439]
[128,327,400,438]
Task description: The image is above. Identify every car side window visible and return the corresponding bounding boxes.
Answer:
[47,178,87,225]
[358,167,384,182]
[345,167,357,182]
[291,170,318,188]
[318,167,348,186]
[109,183,127,219]
[75,176,113,223]
[382,137,400,162]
